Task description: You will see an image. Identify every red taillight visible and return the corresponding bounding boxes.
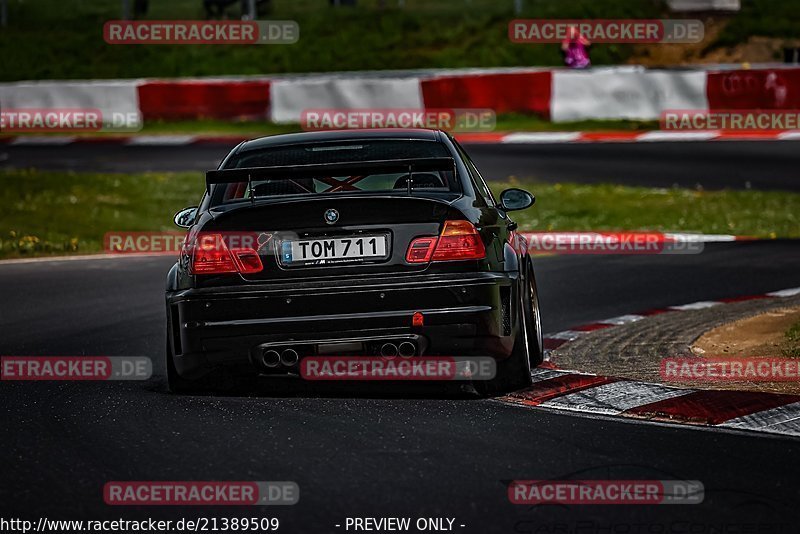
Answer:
[405,220,486,263]
[189,234,263,275]
[231,249,263,273]
[433,220,486,261]
[406,237,438,263]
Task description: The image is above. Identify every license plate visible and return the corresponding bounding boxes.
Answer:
[279,235,388,266]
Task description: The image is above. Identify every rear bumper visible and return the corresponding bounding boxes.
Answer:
[166,272,519,379]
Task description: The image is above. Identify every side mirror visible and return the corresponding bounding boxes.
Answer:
[499,188,535,211]
[173,206,198,228]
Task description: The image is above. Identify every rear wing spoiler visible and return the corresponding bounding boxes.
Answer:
[205,157,457,195]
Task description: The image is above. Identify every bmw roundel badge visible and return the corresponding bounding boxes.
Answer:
[324,208,339,225]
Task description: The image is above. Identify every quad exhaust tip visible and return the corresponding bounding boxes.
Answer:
[280,348,299,367]
[380,343,398,357]
[260,349,281,368]
[398,342,416,358]
[261,342,415,368]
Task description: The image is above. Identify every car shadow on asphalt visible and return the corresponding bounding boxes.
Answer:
[143,375,486,400]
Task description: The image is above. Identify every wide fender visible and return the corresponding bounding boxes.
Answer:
[166,262,179,292]
[503,242,520,273]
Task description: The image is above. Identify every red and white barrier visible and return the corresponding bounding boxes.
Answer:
[138,79,271,120]
[420,70,551,118]
[270,77,423,123]
[0,80,142,127]
[551,67,708,122]
[706,68,800,110]
[2,66,800,128]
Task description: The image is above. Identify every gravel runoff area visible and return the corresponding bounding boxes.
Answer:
[548,294,800,394]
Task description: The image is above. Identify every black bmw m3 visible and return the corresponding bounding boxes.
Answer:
[165,129,542,394]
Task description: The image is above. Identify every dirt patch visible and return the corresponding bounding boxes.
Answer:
[692,306,800,357]
[683,306,800,395]
[627,18,794,66]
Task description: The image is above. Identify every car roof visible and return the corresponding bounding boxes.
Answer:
[237,128,444,152]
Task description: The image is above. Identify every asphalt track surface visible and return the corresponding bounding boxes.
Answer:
[2,140,800,190]
[2,241,800,531]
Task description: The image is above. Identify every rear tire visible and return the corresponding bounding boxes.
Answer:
[165,318,202,394]
[166,315,259,395]
[476,274,536,396]
[526,263,544,368]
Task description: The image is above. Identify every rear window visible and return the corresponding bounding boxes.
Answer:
[229,139,450,167]
[211,140,460,205]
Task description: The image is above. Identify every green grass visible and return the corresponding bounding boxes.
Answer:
[491,180,800,238]
[0,169,203,257]
[2,169,799,259]
[784,319,800,358]
[0,0,662,80]
[492,115,657,133]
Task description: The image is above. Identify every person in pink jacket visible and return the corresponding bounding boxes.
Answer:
[561,25,591,69]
